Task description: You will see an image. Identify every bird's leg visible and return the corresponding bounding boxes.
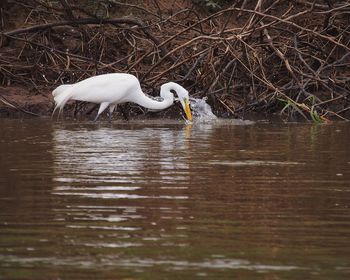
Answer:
[93,113,100,122]
[94,102,110,122]
[108,104,116,123]
[119,104,129,121]
[73,101,79,118]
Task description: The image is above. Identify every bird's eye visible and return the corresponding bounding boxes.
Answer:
[170,89,176,94]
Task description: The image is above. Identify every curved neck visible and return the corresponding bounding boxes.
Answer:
[132,89,174,110]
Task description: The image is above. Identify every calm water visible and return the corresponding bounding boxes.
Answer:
[0,118,349,279]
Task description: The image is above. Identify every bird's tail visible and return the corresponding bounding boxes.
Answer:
[52,85,74,117]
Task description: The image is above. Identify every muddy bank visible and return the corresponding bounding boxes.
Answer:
[1,1,349,121]
[0,86,51,117]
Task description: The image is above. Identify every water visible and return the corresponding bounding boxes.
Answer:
[0,118,350,279]
[190,98,217,121]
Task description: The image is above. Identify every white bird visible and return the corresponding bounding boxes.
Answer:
[52,73,192,122]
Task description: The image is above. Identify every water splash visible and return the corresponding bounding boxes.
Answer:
[190,97,217,121]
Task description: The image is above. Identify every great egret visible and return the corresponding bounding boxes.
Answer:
[52,73,192,121]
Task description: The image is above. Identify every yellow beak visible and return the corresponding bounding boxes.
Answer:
[184,99,192,121]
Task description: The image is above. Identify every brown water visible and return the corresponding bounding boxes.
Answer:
[0,118,350,279]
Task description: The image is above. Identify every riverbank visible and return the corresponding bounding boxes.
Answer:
[0,1,349,121]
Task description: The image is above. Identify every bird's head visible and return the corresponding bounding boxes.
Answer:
[177,89,192,122]
[162,82,192,122]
